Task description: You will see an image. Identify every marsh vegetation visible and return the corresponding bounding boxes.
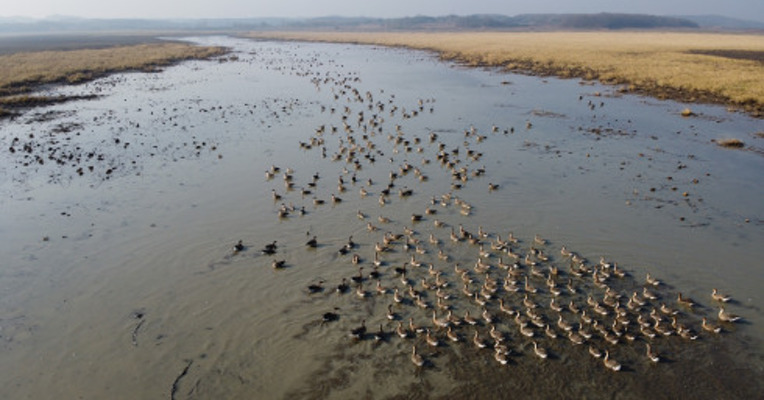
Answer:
[248,31,764,116]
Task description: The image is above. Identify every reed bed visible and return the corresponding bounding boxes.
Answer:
[247,31,764,115]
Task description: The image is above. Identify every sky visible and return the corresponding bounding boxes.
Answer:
[1,0,763,23]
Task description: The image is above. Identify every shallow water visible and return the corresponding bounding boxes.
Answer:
[0,36,762,399]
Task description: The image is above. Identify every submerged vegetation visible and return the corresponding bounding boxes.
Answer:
[0,42,227,117]
[248,31,764,116]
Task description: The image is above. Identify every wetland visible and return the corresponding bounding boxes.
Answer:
[0,35,762,399]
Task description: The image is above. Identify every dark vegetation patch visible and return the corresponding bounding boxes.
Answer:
[688,49,764,65]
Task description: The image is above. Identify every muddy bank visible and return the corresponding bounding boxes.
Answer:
[0,36,229,118]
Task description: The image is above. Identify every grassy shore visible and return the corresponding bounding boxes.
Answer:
[246,31,764,116]
[0,40,227,116]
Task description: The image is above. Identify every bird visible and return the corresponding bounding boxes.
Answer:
[711,288,731,303]
[307,280,324,293]
[336,278,349,294]
[261,241,278,255]
[646,343,660,363]
[718,307,741,323]
[473,329,488,349]
[532,341,548,359]
[425,329,440,347]
[396,322,409,339]
[411,345,425,367]
[233,240,245,252]
[603,350,622,371]
[702,317,722,334]
[306,236,318,248]
[350,320,366,340]
[494,348,509,365]
[272,259,286,269]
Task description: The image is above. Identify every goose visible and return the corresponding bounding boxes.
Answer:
[519,323,534,338]
[386,304,396,321]
[482,307,494,324]
[473,329,488,349]
[603,350,621,371]
[557,315,573,332]
[350,320,366,340]
[702,317,722,333]
[409,317,425,335]
[432,311,450,328]
[645,273,661,286]
[393,288,404,303]
[642,287,658,300]
[425,329,440,347]
[261,241,278,255]
[351,267,364,284]
[711,288,731,303]
[499,299,516,316]
[233,240,245,253]
[411,345,425,367]
[373,324,386,342]
[351,253,361,265]
[447,326,460,342]
[676,292,695,308]
[355,283,367,299]
[533,341,548,359]
[646,343,660,363]
[545,324,558,339]
[396,322,409,339]
[306,236,318,248]
[568,331,585,345]
[336,278,349,294]
[494,348,509,365]
[307,280,324,293]
[718,307,741,323]
[589,345,602,358]
[272,259,286,269]
[464,310,478,326]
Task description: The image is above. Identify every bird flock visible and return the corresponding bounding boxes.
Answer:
[229,44,743,374]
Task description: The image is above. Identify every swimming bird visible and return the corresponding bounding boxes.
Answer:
[307,280,324,293]
[473,329,488,349]
[711,288,731,303]
[233,240,245,253]
[411,345,425,367]
[718,307,741,323]
[272,259,286,269]
[603,350,621,371]
[336,278,349,294]
[677,292,695,308]
[702,317,722,333]
[532,341,548,359]
[425,329,440,347]
[396,322,409,339]
[589,345,602,358]
[261,241,278,255]
[646,343,660,363]
[645,273,661,286]
[447,326,460,342]
[373,324,386,342]
[306,236,318,248]
[350,320,366,340]
[494,348,509,365]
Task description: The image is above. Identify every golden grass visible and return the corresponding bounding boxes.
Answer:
[0,43,227,97]
[246,31,764,115]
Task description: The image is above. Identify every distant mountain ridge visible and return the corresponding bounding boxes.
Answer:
[0,13,761,33]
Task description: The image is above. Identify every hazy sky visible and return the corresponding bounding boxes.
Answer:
[2,0,763,22]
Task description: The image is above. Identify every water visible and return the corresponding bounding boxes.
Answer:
[0,36,762,399]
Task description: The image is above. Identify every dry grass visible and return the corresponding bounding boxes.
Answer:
[247,31,764,115]
[0,43,227,97]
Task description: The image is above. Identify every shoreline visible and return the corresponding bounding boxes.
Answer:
[244,31,764,118]
[0,37,229,119]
